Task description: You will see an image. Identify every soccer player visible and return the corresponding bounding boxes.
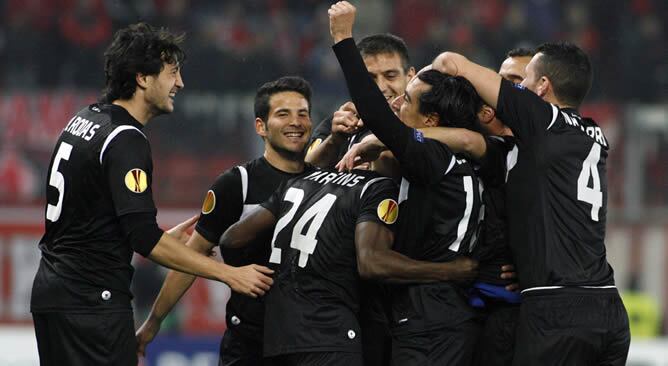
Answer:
[498,47,534,85]
[29,23,273,366]
[306,32,416,366]
[305,33,416,169]
[329,3,484,364]
[219,167,479,366]
[432,39,631,365]
[135,76,314,365]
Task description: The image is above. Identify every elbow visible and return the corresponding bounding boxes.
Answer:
[357,251,383,280]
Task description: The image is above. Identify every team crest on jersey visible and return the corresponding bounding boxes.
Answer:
[376,199,399,224]
[307,138,323,155]
[201,190,216,214]
[124,168,148,193]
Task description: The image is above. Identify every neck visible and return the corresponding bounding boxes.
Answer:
[264,145,305,173]
[544,94,576,111]
[112,97,154,125]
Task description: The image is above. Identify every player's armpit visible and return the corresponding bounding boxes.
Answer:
[219,207,277,249]
[419,127,487,161]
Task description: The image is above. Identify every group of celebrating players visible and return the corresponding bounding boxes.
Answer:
[30,2,630,365]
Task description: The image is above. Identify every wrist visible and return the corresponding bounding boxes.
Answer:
[333,34,352,44]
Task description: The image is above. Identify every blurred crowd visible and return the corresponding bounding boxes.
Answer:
[0,0,666,208]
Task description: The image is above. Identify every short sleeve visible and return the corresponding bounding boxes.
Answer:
[195,168,244,244]
[309,117,333,144]
[495,79,556,141]
[103,130,157,216]
[478,136,514,188]
[357,178,399,232]
[398,134,457,185]
[260,180,288,217]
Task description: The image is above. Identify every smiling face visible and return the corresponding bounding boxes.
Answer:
[144,62,184,115]
[391,76,432,129]
[363,52,414,102]
[260,91,312,157]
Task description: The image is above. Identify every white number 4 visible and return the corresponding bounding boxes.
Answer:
[46,142,73,222]
[269,188,338,267]
[577,143,602,221]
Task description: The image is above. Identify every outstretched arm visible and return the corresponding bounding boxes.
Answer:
[355,221,478,283]
[419,127,487,160]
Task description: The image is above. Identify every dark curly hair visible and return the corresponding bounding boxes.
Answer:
[100,23,186,103]
[254,76,312,121]
[416,70,483,130]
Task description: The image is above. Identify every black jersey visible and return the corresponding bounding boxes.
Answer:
[495,79,615,290]
[31,103,157,313]
[334,38,483,329]
[261,169,399,356]
[473,135,518,285]
[194,157,303,341]
[307,116,373,168]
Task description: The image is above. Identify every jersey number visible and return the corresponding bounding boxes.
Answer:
[449,176,475,252]
[577,143,602,221]
[46,142,73,222]
[269,188,338,267]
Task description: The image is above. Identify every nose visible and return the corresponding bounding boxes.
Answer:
[175,70,185,89]
[390,95,404,114]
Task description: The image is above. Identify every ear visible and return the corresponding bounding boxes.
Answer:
[423,112,440,127]
[406,66,416,79]
[477,105,496,125]
[136,73,150,90]
[536,76,550,98]
[255,118,267,137]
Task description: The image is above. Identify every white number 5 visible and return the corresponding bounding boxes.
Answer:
[46,142,73,222]
[577,143,602,221]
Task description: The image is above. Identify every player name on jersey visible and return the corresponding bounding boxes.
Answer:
[303,170,367,187]
[559,110,608,147]
[62,115,101,141]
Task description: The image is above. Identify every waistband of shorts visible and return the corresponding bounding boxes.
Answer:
[520,285,618,298]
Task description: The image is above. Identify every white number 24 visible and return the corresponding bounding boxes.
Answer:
[269,188,338,267]
[577,143,603,221]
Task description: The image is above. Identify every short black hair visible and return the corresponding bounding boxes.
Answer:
[417,70,483,130]
[534,42,592,107]
[254,76,312,121]
[101,23,186,103]
[505,47,535,59]
[357,34,411,72]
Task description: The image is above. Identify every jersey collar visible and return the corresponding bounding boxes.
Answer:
[95,103,145,130]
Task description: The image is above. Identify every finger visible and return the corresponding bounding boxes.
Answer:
[505,283,519,292]
[253,287,266,296]
[254,265,275,275]
[501,271,517,279]
[247,290,258,298]
[259,275,274,286]
[257,280,271,291]
[501,264,515,271]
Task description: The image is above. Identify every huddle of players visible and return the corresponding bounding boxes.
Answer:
[137,3,630,366]
[22,3,625,366]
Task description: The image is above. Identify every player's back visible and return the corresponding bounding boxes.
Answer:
[32,103,153,312]
[496,80,614,290]
[261,168,398,357]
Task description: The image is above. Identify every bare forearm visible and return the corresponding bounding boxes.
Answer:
[148,270,197,322]
[149,233,230,282]
[432,52,502,109]
[419,127,486,160]
[305,134,346,168]
[359,248,449,284]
